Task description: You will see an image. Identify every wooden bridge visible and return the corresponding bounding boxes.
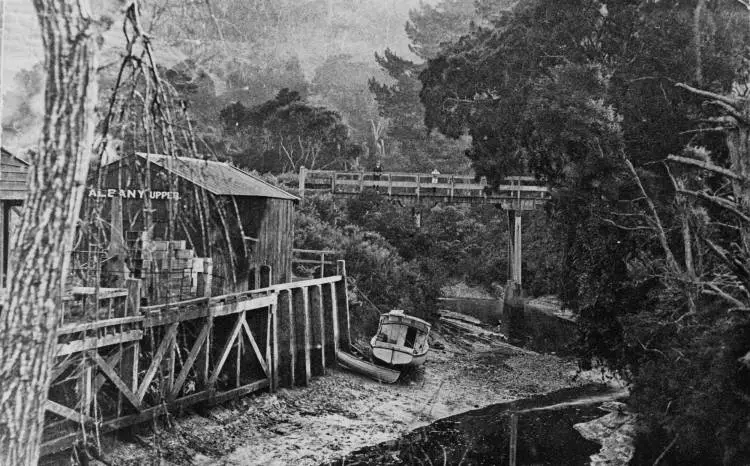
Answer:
[298,168,551,288]
[43,262,350,456]
[299,168,549,211]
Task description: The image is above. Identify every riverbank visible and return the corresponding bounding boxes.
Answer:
[99,330,590,465]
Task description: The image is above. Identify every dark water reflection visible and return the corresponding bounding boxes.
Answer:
[324,384,618,466]
[438,297,578,355]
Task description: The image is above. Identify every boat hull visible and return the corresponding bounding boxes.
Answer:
[370,340,429,367]
[336,350,401,383]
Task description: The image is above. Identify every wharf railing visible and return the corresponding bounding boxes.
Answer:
[292,248,341,279]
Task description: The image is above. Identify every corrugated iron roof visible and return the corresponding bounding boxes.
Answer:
[127,153,299,201]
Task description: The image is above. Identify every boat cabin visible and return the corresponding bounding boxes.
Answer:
[371,310,431,366]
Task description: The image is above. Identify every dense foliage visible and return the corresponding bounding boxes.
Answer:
[293,190,562,339]
[218,89,361,172]
[421,0,750,463]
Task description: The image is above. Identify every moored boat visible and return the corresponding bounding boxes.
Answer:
[370,310,431,367]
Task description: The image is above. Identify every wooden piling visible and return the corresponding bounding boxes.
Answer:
[270,301,279,391]
[309,284,326,376]
[336,260,351,351]
[329,282,340,356]
[292,287,311,385]
[276,289,296,387]
[321,284,336,365]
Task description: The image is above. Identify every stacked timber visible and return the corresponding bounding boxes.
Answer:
[139,239,212,303]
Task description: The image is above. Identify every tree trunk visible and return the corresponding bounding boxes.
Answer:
[0,0,98,463]
[693,0,708,84]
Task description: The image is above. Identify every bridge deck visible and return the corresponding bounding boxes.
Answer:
[300,169,549,210]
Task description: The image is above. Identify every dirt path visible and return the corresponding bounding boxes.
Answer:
[101,333,587,465]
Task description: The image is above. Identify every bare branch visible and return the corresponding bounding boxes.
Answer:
[624,157,682,274]
[706,100,747,123]
[667,155,745,181]
[703,284,745,309]
[676,82,743,108]
[600,218,653,231]
[677,189,750,223]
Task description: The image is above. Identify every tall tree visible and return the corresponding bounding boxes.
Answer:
[368,1,517,172]
[0,0,101,462]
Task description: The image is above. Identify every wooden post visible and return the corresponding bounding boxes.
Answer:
[125,278,141,316]
[358,171,364,193]
[271,300,279,391]
[336,260,351,351]
[196,317,212,389]
[310,284,325,375]
[81,364,93,418]
[235,314,242,388]
[274,289,296,387]
[329,282,340,356]
[509,412,518,466]
[319,253,325,278]
[299,166,307,199]
[260,265,271,288]
[292,287,311,385]
[197,264,214,389]
[387,174,392,196]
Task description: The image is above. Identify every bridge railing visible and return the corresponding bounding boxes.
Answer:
[300,169,549,206]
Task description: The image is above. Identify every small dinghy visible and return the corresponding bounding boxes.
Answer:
[370,310,431,367]
[336,350,401,384]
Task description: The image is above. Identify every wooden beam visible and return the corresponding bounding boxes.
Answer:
[136,323,178,401]
[241,319,270,377]
[90,351,142,411]
[170,320,211,399]
[207,313,245,386]
[45,400,94,424]
[58,316,144,335]
[56,330,142,357]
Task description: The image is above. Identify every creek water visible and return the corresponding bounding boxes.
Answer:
[438,296,578,355]
[324,384,622,465]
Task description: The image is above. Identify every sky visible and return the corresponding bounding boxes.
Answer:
[1,0,437,151]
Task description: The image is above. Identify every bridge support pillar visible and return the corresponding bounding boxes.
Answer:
[507,210,522,287]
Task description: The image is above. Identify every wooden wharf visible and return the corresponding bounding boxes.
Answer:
[42,261,351,456]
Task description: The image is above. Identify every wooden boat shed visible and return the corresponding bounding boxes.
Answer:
[0,148,29,287]
[93,152,299,296]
